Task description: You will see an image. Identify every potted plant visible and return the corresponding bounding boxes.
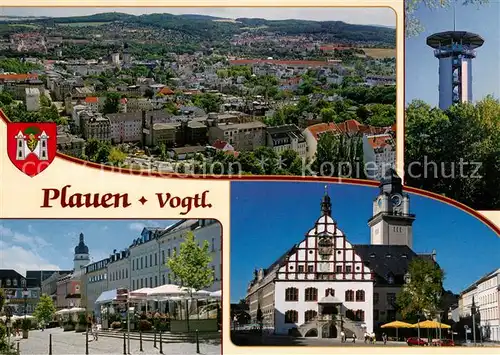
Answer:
[75,314,87,332]
[21,318,31,339]
[63,318,75,332]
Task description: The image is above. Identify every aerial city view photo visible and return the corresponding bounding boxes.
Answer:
[0,7,396,180]
[405,0,500,210]
[229,176,500,347]
[0,219,222,354]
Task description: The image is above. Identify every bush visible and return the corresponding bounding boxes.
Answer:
[138,320,152,331]
[111,321,122,329]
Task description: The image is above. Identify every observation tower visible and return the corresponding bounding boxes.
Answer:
[426,31,484,110]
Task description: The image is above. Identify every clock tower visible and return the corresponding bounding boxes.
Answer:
[368,169,415,248]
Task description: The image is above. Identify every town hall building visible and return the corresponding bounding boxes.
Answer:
[245,169,439,338]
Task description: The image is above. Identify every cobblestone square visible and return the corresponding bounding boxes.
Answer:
[11,328,220,355]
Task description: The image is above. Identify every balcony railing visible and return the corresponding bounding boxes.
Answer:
[434,48,476,58]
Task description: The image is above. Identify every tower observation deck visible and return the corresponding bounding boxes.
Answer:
[426,31,484,110]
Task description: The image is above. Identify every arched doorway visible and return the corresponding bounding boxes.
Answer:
[305,328,318,337]
[322,323,338,338]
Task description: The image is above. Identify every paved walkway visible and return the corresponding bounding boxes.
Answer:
[11,328,220,355]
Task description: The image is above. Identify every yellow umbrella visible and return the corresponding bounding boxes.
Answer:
[381,321,413,340]
[381,321,413,328]
[412,320,451,329]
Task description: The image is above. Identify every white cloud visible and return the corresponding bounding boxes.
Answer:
[0,225,50,249]
[0,242,60,276]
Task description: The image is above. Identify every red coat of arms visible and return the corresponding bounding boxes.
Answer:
[7,122,57,177]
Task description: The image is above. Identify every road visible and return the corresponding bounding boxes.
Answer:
[12,328,221,355]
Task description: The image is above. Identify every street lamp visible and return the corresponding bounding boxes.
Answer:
[22,288,29,319]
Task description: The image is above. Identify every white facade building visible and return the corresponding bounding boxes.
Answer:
[459,268,500,342]
[266,125,307,159]
[25,87,40,111]
[362,134,396,181]
[107,249,130,291]
[246,190,374,339]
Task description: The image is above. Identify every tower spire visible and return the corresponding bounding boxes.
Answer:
[320,185,332,216]
[453,1,456,31]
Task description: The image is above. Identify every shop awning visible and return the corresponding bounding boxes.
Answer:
[95,289,117,304]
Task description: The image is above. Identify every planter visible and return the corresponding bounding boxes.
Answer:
[63,324,75,332]
[22,330,29,339]
[75,323,87,332]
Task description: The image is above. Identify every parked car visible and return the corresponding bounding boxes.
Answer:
[407,337,427,346]
[437,339,455,346]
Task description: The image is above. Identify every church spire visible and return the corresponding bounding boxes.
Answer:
[320,185,332,216]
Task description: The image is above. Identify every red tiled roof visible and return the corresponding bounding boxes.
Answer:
[159,87,174,95]
[212,139,228,150]
[84,97,99,103]
[306,119,389,141]
[229,59,340,67]
[366,134,393,149]
[0,73,38,81]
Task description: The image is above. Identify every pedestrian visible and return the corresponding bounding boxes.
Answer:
[372,332,376,344]
[364,331,369,343]
[340,330,345,343]
[92,322,98,341]
[382,332,387,345]
[352,333,357,343]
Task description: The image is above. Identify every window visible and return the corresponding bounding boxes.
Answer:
[387,293,396,305]
[13,279,17,287]
[305,310,317,322]
[155,253,158,265]
[325,288,335,297]
[305,288,318,302]
[308,265,314,273]
[387,310,396,321]
[150,254,153,267]
[346,265,352,273]
[298,265,304,273]
[162,274,165,285]
[173,247,177,255]
[150,277,153,287]
[132,280,135,290]
[21,279,26,287]
[140,257,143,269]
[345,290,354,302]
[374,293,379,305]
[355,310,365,321]
[284,310,298,323]
[125,269,128,278]
[132,260,135,271]
[285,287,299,302]
[168,249,171,257]
[6,279,11,287]
[154,276,158,287]
[374,309,379,321]
[336,265,342,273]
[356,290,365,302]
[162,250,165,264]
[140,279,143,288]
[211,238,215,252]
[168,274,171,284]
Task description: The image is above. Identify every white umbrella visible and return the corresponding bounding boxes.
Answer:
[68,307,86,313]
[209,290,222,299]
[129,287,153,300]
[55,309,71,315]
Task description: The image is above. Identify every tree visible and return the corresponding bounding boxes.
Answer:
[103,93,121,114]
[33,294,56,324]
[396,258,444,320]
[108,147,127,166]
[313,133,365,178]
[167,231,214,295]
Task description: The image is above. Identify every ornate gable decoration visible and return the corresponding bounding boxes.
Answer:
[277,213,372,281]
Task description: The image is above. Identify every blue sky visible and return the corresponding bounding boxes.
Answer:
[0,220,177,275]
[230,181,500,302]
[406,1,500,106]
[0,7,395,27]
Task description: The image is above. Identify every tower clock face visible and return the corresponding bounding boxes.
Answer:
[391,194,403,207]
[377,197,383,208]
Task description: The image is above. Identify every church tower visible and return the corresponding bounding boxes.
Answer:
[368,169,415,248]
[74,233,90,270]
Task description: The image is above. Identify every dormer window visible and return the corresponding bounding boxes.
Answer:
[12,279,17,287]
[370,253,376,258]
[387,274,395,284]
[6,279,11,287]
